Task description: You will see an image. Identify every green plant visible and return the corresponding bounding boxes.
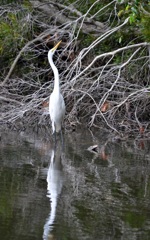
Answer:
[117,0,150,42]
[0,2,32,64]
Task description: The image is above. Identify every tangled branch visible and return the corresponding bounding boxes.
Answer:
[1,0,150,136]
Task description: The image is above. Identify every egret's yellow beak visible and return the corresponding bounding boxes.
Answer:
[51,40,62,52]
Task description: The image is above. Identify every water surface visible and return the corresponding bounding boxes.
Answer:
[0,128,150,240]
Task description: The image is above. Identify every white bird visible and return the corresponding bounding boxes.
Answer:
[48,41,65,141]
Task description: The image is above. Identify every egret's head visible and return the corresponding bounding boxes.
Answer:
[48,40,62,59]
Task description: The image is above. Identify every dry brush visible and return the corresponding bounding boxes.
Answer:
[0,0,150,136]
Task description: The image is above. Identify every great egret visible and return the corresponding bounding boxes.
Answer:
[48,41,65,141]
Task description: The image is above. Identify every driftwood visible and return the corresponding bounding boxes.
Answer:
[30,0,105,35]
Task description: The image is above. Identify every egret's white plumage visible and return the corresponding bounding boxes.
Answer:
[48,41,65,135]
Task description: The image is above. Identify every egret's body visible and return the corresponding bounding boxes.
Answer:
[49,91,65,133]
[48,41,65,138]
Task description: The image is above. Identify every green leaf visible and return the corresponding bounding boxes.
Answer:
[131,7,138,14]
[119,36,122,43]
[125,5,130,11]
[129,12,136,24]
[118,10,124,17]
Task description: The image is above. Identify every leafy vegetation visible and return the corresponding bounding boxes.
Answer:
[0,1,32,67]
[117,0,150,41]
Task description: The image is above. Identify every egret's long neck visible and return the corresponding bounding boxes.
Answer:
[48,53,60,93]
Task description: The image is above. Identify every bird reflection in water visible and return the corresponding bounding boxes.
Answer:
[43,144,64,240]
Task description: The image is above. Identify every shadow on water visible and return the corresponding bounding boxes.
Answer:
[0,127,150,240]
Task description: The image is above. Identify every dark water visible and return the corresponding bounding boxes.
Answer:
[0,128,150,240]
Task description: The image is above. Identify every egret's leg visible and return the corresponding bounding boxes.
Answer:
[54,131,57,149]
[60,129,64,150]
[52,123,57,148]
